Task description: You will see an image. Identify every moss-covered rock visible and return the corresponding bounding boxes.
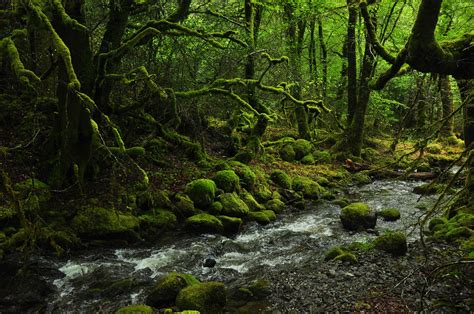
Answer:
[136,191,154,211]
[428,217,448,231]
[248,210,277,225]
[146,272,199,307]
[185,214,224,234]
[153,190,173,209]
[352,171,372,185]
[313,150,332,163]
[300,154,315,165]
[219,193,249,218]
[292,139,313,160]
[228,161,257,192]
[413,183,444,195]
[340,202,377,231]
[373,231,407,256]
[280,144,296,162]
[14,178,51,203]
[270,170,292,189]
[378,208,401,221]
[247,279,271,298]
[209,201,223,215]
[217,216,242,234]
[174,193,197,218]
[240,191,265,211]
[72,207,139,239]
[138,210,177,233]
[426,143,442,154]
[185,179,217,209]
[115,304,154,314]
[176,282,226,313]
[265,199,285,214]
[292,176,325,199]
[254,185,272,203]
[333,198,350,208]
[324,246,357,264]
[213,170,240,193]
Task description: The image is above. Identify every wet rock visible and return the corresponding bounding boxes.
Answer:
[146,272,199,307]
[373,231,407,256]
[176,281,226,313]
[203,258,217,268]
[115,304,154,314]
[185,213,224,234]
[185,179,217,208]
[219,193,249,218]
[339,202,377,231]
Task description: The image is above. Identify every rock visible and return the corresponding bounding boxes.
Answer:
[292,139,312,160]
[300,154,315,165]
[248,210,277,225]
[219,193,249,218]
[378,208,401,221]
[373,231,407,256]
[115,304,154,314]
[138,210,177,235]
[340,202,377,231]
[146,272,199,307]
[352,171,372,185]
[280,144,296,162]
[72,207,139,239]
[240,190,265,211]
[185,179,217,208]
[174,193,197,217]
[185,214,224,234]
[324,246,357,264]
[292,176,325,199]
[176,282,226,313]
[270,170,292,189]
[153,190,173,209]
[265,199,285,214]
[247,279,271,298]
[203,258,217,268]
[217,216,242,235]
[136,191,154,211]
[254,185,273,203]
[228,161,257,192]
[213,170,240,193]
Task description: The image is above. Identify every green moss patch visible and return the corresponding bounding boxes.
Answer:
[292,176,325,199]
[176,282,226,313]
[213,170,240,193]
[248,210,277,225]
[219,193,250,218]
[373,231,407,256]
[340,202,377,231]
[378,208,401,221]
[185,214,224,234]
[146,272,199,307]
[270,170,292,189]
[115,304,154,314]
[185,179,217,208]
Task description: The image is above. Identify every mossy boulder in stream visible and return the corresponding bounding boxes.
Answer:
[138,210,177,235]
[217,216,242,234]
[146,272,199,307]
[228,161,257,192]
[185,179,217,208]
[340,202,377,231]
[240,190,265,211]
[219,193,249,218]
[174,193,197,218]
[176,281,226,313]
[213,170,240,193]
[185,214,224,234]
[72,207,139,239]
[378,208,400,221]
[248,210,277,225]
[373,231,407,256]
[270,170,292,189]
[265,199,285,214]
[292,176,325,199]
[115,304,154,314]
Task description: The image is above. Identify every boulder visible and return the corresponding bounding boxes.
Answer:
[373,231,407,256]
[270,170,292,189]
[292,176,325,199]
[340,202,377,231]
[213,170,240,193]
[248,210,277,225]
[176,282,226,313]
[219,193,249,218]
[185,179,217,208]
[185,214,224,234]
[146,272,199,307]
[378,208,400,221]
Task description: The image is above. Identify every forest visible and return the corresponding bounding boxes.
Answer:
[0,0,473,312]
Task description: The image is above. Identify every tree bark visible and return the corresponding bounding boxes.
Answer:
[346,0,358,127]
[438,75,454,138]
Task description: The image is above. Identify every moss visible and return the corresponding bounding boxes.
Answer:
[315,176,330,187]
[313,150,332,163]
[185,214,224,234]
[176,282,226,313]
[0,206,16,223]
[72,207,139,238]
[254,185,272,203]
[209,201,223,214]
[248,210,277,225]
[347,241,375,251]
[265,199,285,214]
[280,144,296,162]
[153,190,173,209]
[444,227,473,242]
[446,135,464,146]
[138,210,177,231]
[340,202,377,231]
[352,171,372,185]
[115,304,154,314]
[425,143,443,154]
[378,208,401,221]
[146,272,199,307]
[185,179,217,209]
[334,252,358,264]
[324,246,344,261]
[228,161,257,192]
[333,198,350,208]
[270,170,292,189]
[219,193,249,218]
[300,154,315,165]
[14,178,51,203]
[240,191,265,211]
[292,139,312,160]
[217,216,242,234]
[247,279,271,298]
[373,231,407,256]
[428,217,448,231]
[174,193,197,218]
[324,246,358,264]
[136,191,154,211]
[213,170,240,193]
[292,176,325,199]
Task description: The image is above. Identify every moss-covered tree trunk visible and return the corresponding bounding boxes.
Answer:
[345,8,377,156]
[308,16,318,95]
[346,0,357,127]
[318,18,328,100]
[438,75,455,138]
[52,0,94,186]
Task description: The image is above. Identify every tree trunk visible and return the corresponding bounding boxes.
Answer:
[346,0,357,127]
[438,75,455,138]
[318,18,328,100]
[308,16,318,95]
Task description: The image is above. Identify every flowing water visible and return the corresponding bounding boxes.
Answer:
[46,179,440,312]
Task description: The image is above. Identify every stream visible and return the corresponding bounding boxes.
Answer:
[45,179,438,312]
